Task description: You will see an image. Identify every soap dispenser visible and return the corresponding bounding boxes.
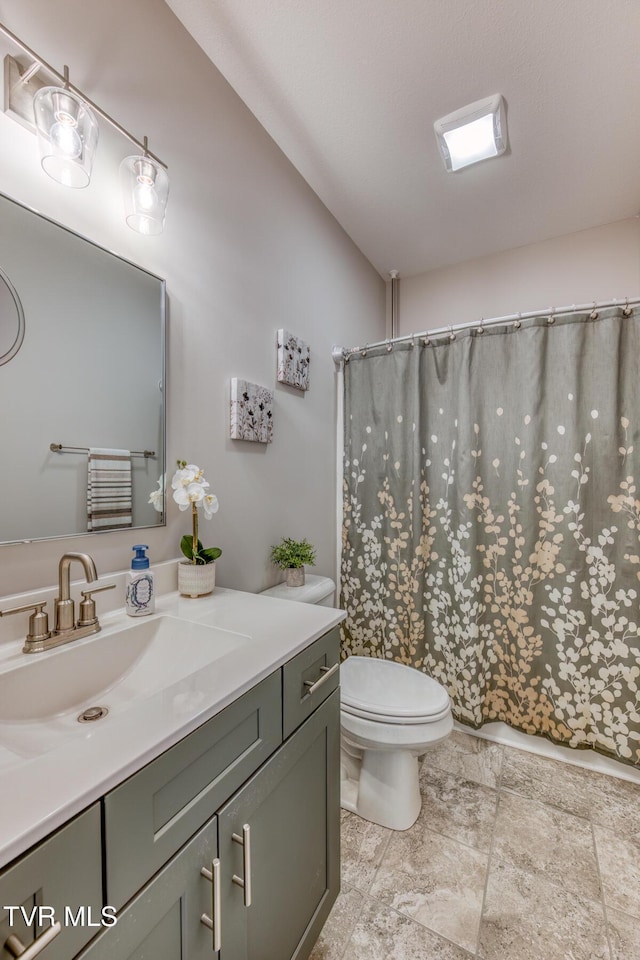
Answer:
[126,545,155,617]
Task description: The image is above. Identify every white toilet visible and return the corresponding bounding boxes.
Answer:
[259,575,453,831]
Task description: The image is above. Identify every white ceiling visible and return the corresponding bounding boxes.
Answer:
[166,0,640,278]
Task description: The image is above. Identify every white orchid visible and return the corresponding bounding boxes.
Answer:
[171,460,222,565]
[148,474,165,513]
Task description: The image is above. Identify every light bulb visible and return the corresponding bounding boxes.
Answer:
[49,120,82,158]
[134,180,158,212]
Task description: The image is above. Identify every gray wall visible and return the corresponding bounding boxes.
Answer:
[0,0,385,596]
[398,218,640,334]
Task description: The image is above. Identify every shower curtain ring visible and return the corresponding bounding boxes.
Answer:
[547,308,556,325]
[386,340,393,352]
[477,318,485,335]
[409,335,415,349]
[513,312,522,329]
[422,336,431,346]
[448,326,456,342]
[589,301,599,321]
[623,298,632,317]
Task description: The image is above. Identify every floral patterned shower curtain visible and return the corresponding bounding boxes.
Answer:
[341,305,640,767]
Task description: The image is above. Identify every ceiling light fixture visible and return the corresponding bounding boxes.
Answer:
[434,94,507,172]
[0,20,169,232]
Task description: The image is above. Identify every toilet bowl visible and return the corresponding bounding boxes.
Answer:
[259,576,453,831]
[340,656,452,830]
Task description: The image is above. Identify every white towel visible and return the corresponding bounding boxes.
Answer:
[87,448,132,531]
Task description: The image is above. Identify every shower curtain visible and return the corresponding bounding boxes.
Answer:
[341,305,640,767]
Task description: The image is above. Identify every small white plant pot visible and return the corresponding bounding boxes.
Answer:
[178,560,216,598]
[285,567,305,587]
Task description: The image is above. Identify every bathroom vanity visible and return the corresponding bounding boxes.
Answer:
[0,587,343,959]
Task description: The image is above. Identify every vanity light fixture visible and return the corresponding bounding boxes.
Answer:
[0,20,169,231]
[33,68,99,189]
[434,94,507,172]
[120,140,170,236]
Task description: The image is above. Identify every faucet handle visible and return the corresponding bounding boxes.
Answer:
[0,601,51,643]
[77,583,116,628]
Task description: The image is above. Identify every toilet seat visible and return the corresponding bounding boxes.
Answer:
[340,656,450,725]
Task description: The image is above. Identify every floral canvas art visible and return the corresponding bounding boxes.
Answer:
[230,378,274,443]
[277,329,310,391]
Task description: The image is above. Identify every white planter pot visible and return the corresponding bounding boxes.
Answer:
[285,567,305,587]
[178,560,216,598]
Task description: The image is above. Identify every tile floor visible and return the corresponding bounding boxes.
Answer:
[310,731,640,960]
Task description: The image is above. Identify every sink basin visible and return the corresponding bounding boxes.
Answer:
[0,615,251,756]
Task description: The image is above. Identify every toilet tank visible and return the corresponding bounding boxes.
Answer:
[259,574,336,606]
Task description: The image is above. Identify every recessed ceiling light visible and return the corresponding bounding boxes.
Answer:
[434,94,507,172]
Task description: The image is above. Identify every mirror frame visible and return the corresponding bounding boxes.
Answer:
[0,190,167,545]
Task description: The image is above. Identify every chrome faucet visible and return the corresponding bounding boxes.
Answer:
[0,552,115,654]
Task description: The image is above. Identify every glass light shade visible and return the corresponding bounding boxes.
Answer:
[434,94,507,172]
[32,87,99,188]
[120,155,169,236]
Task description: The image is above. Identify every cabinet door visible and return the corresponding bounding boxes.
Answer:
[77,815,219,960]
[218,689,339,960]
[0,805,102,960]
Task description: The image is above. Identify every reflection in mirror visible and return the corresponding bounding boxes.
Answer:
[0,265,25,366]
[0,192,166,544]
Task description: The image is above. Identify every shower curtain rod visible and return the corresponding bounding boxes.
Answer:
[332,294,640,364]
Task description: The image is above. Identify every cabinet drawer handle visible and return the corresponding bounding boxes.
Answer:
[304,661,339,696]
[232,823,252,907]
[201,858,221,952]
[5,922,62,959]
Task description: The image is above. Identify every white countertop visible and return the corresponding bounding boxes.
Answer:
[0,587,344,870]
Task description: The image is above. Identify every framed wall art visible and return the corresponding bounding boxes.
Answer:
[277,329,310,391]
[230,378,274,443]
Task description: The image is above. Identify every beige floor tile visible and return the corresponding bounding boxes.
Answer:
[419,766,498,852]
[588,773,640,842]
[593,825,640,920]
[480,858,609,960]
[340,810,392,893]
[342,898,473,960]
[607,907,640,960]
[309,884,364,960]
[370,826,488,952]
[500,745,593,817]
[492,790,600,900]
[425,729,503,788]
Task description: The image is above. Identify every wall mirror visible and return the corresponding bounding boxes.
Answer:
[0,191,166,544]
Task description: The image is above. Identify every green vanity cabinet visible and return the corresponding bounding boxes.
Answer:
[1,624,341,960]
[218,690,340,960]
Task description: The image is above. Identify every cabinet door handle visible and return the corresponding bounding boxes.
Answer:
[304,661,339,696]
[5,922,62,959]
[231,823,252,907]
[200,858,221,952]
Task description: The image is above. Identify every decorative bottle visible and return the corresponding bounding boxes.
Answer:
[125,545,155,617]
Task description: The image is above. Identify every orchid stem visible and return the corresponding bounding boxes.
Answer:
[192,502,198,563]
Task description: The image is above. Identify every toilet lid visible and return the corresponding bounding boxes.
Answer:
[340,656,451,724]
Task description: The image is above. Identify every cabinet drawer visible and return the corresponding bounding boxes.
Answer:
[104,670,282,910]
[282,626,340,739]
[0,805,102,960]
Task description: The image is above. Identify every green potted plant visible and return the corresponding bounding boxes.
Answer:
[270,537,316,587]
